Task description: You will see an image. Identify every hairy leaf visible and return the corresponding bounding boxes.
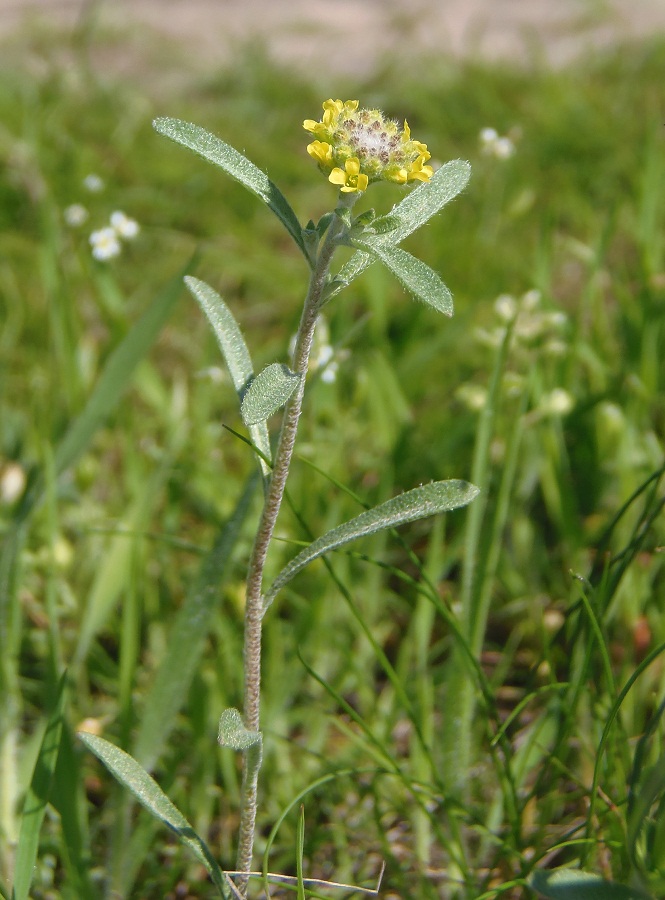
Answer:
[78,732,229,896]
[241,363,301,426]
[352,239,453,315]
[529,869,652,900]
[185,277,271,471]
[218,708,262,751]
[154,117,306,257]
[330,159,470,299]
[263,480,479,611]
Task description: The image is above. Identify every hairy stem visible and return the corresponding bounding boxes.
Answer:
[235,197,356,891]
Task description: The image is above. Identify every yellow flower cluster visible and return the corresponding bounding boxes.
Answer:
[304,99,434,194]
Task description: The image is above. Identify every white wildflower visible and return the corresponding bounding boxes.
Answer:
[494,293,517,322]
[64,203,88,227]
[540,388,574,416]
[110,210,139,240]
[456,384,487,411]
[479,127,516,160]
[89,226,121,261]
[83,173,104,193]
[1,461,26,504]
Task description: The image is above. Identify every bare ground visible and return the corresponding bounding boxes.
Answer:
[2,0,665,80]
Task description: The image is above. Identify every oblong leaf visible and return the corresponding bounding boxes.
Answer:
[263,480,479,611]
[529,869,652,900]
[185,276,271,470]
[330,159,470,299]
[352,239,453,315]
[13,674,67,900]
[78,732,228,895]
[153,117,306,257]
[241,363,301,426]
[218,708,262,750]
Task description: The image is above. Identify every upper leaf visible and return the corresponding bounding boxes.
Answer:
[154,117,307,258]
[185,277,271,473]
[241,362,302,426]
[262,479,479,612]
[329,158,470,301]
[351,239,453,315]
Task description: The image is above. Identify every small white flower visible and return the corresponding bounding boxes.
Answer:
[83,173,104,193]
[544,339,568,357]
[1,461,26,504]
[540,388,574,416]
[110,210,139,240]
[64,203,88,227]
[479,127,499,146]
[456,384,487,411]
[479,127,516,160]
[493,136,515,159]
[521,289,541,310]
[89,226,121,261]
[494,293,517,322]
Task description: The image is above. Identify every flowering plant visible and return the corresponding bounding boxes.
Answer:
[78,99,476,898]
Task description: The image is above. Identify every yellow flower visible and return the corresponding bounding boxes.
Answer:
[407,154,434,183]
[328,158,369,193]
[305,99,434,193]
[307,140,334,169]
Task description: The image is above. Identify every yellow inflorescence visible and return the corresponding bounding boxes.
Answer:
[304,99,434,194]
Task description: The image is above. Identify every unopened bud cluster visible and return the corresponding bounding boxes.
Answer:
[304,99,434,194]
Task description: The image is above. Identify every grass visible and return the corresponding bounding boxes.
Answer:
[0,17,664,900]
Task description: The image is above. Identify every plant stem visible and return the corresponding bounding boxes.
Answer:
[235,196,356,891]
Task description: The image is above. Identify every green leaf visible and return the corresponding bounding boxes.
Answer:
[185,277,271,473]
[529,869,653,900]
[217,708,262,750]
[78,732,229,897]
[263,480,479,611]
[330,159,470,299]
[351,239,453,315]
[133,475,256,771]
[241,363,301,427]
[153,117,306,258]
[12,674,67,900]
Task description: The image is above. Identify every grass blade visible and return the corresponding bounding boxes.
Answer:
[54,263,189,478]
[12,673,67,900]
[133,474,256,770]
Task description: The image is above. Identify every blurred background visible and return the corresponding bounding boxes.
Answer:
[2,1,665,898]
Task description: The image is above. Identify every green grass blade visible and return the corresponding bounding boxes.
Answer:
[77,733,229,897]
[153,117,306,257]
[351,239,453,315]
[54,263,189,478]
[185,276,272,474]
[263,480,479,611]
[330,159,470,298]
[133,474,256,770]
[240,363,301,426]
[12,673,67,900]
[72,456,174,668]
